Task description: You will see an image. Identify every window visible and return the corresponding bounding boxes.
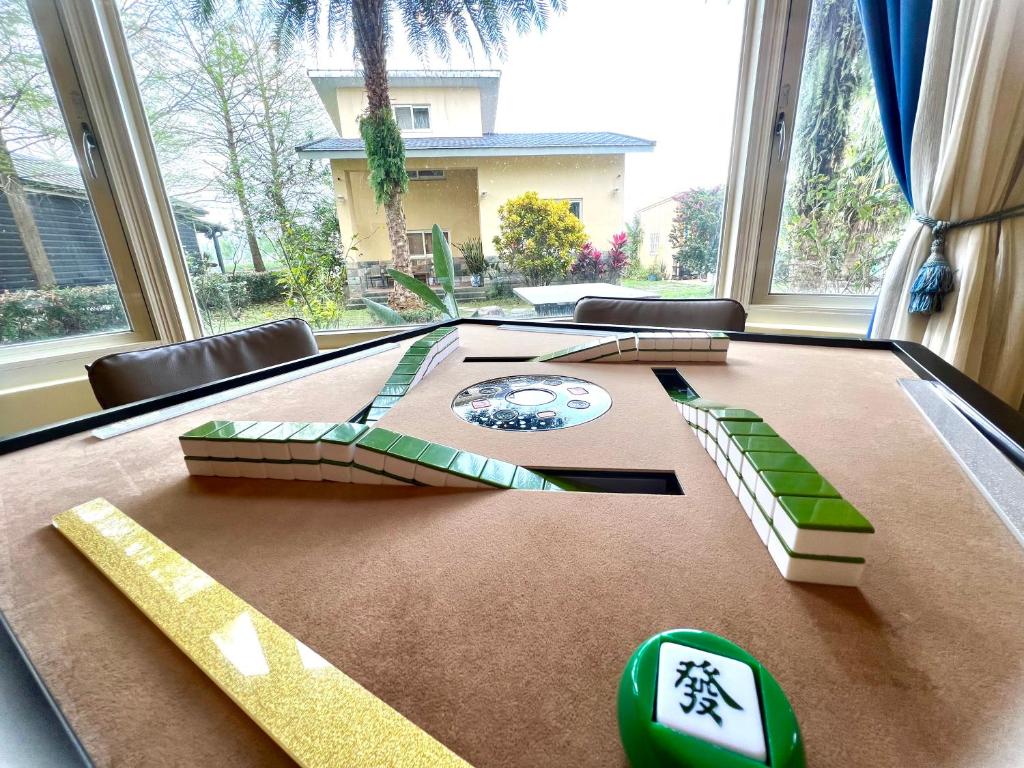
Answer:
[0,0,153,350]
[566,200,582,219]
[408,169,445,180]
[753,0,908,301]
[406,230,450,257]
[648,232,661,256]
[393,105,431,131]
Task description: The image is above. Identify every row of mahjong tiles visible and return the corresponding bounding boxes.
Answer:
[536,330,730,363]
[676,397,875,586]
[365,326,460,424]
[179,420,580,491]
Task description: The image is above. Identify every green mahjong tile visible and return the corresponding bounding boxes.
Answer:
[378,384,410,397]
[777,497,874,533]
[418,443,458,470]
[236,422,285,440]
[286,423,335,442]
[511,467,546,491]
[707,407,761,422]
[321,422,368,445]
[770,526,866,563]
[372,395,402,408]
[478,458,517,488]
[732,435,794,454]
[392,363,422,376]
[206,421,257,440]
[255,422,306,442]
[746,451,816,474]
[388,435,429,461]
[718,420,779,438]
[387,374,415,385]
[761,471,839,499]
[400,352,428,363]
[410,340,434,350]
[367,406,391,421]
[181,420,234,439]
[447,451,487,481]
[357,427,402,454]
[710,331,729,338]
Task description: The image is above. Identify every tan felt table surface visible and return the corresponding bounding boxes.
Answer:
[1,325,1023,767]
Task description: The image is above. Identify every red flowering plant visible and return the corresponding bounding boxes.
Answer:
[605,231,628,283]
[570,241,606,282]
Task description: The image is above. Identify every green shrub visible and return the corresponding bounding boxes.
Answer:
[235,270,287,303]
[0,284,129,344]
[493,191,587,286]
[456,238,487,277]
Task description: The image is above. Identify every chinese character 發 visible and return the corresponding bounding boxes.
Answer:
[674,659,743,727]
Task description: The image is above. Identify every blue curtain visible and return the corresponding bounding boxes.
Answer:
[856,0,932,208]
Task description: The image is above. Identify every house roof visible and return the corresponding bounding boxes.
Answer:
[296,131,655,159]
[308,69,502,134]
[9,153,212,223]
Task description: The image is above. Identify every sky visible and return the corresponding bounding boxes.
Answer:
[305,0,746,216]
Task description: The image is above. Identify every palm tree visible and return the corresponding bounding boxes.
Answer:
[196,0,564,310]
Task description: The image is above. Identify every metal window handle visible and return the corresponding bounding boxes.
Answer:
[774,111,787,162]
[81,124,98,179]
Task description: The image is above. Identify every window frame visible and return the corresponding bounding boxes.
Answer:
[717,0,877,334]
[393,104,431,132]
[407,169,446,180]
[2,0,202,383]
[0,0,157,366]
[406,229,450,260]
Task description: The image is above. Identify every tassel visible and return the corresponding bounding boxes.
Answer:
[909,222,956,315]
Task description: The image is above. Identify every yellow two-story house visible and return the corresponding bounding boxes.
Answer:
[297,70,654,276]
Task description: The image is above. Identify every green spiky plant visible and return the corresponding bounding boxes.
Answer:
[361,224,460,324]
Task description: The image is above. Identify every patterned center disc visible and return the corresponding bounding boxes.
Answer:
[452,374,612,431]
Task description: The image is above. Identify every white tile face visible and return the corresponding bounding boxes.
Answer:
[413,465,449,487]
[320,442,356,464]
[264,462,295,480]
[767,531,865,586]
[655,642,766,763]
[738,481,755,519]
[213,461,241,478]
[716,449,728,476]
[260,443,291,461]
[179,438,208,458]
[238,462,267,479]
[350,467,383,485]
[184,458,213,476]
[382,456,416,479]
[751,504,771,545]
[726,465,741,495]
[289,443,321,462]
[354,447,387,471]
[234,442,263,460]
[321,463,351,483]
[292,464,322,482]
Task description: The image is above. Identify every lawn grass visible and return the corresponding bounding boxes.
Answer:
[198,279,715,334]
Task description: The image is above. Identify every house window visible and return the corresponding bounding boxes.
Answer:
[566,200,582,218]
[393,105,431,131]
[648,232,661,257]
[406,230,450,257]
[407,169,445,180]
[753,0,908,301]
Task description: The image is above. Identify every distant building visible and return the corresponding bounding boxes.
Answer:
[634,193,680,274]
[297,70,654,276]
[0,154,215,291]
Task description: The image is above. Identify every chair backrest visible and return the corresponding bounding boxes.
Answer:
[573,297,747,331]
[86,318,319,408]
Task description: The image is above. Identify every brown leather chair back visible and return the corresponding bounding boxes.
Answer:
[86,318,319,408]
[573,297,747,331]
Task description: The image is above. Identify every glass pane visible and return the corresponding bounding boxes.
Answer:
[769,0,908,295]
[118,0,744,329]
[0,0,130,346]
[408,233,424,255]
[394,106,413,130]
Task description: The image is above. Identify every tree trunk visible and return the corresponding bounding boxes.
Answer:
[352,0,418,311]
[0,128,54,287]
[216,83,265,272]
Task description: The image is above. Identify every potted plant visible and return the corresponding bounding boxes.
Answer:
[457,238,487,288]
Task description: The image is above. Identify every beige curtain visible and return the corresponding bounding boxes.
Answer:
[870,0,1024,408]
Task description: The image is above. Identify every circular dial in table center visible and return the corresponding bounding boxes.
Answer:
[452,375,612,431]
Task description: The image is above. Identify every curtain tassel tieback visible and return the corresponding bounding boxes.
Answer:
[910,204,1024,315]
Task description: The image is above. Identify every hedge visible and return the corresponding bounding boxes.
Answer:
[1,284,129,344]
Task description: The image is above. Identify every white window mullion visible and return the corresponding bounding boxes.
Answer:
[56,0,201,343]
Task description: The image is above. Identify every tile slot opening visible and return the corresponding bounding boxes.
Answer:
[652,368,698,400]
[535,468,683,495]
